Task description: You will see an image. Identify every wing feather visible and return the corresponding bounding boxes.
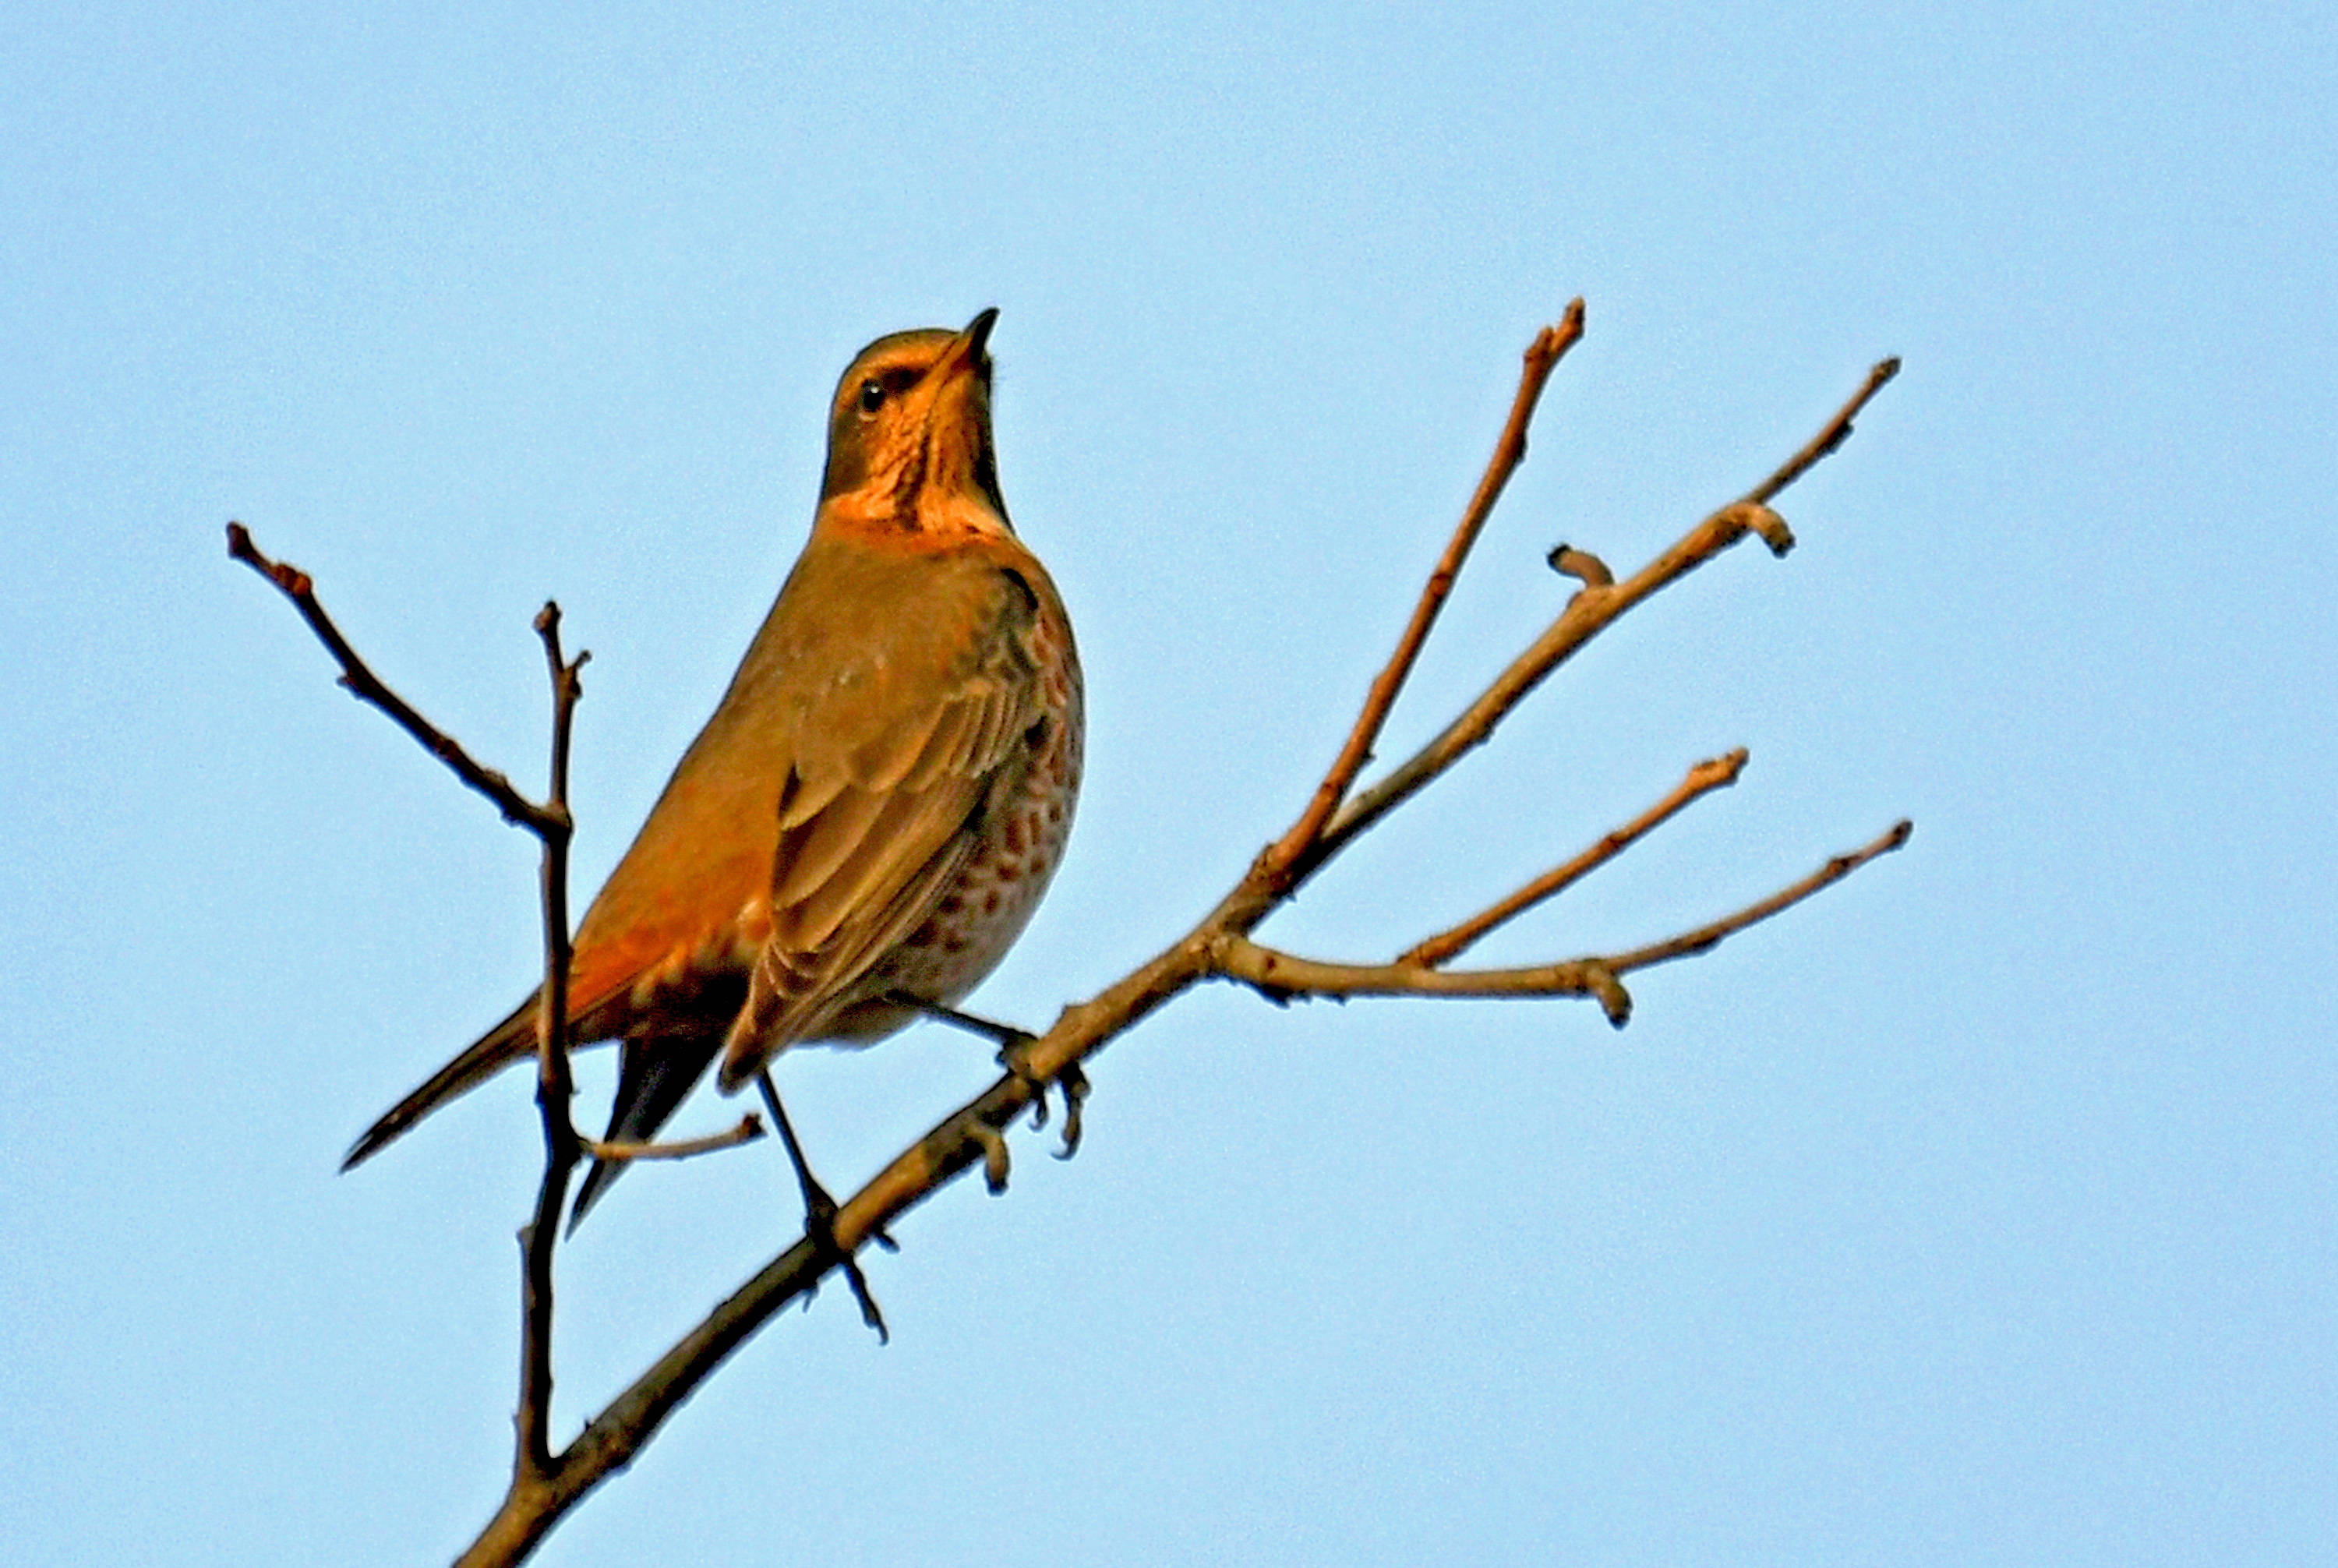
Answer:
[717,585,1045,1088]
[342,524,1070,1178]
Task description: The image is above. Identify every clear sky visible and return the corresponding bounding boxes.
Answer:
[4,3,2333,1564]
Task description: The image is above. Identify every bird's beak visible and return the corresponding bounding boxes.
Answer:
[945,307,1000,375]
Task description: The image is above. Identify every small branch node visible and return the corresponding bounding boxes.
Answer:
[1584,965,1633,1028]
[1545,543,1613,587]
[1745,503,1796,556]
[1706,500,1794,557]
[966,1120,1012,1195]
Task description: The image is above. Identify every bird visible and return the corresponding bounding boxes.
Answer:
[341,308,1082,1228]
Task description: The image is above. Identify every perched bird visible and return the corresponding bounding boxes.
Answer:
[343,309,1082,1224]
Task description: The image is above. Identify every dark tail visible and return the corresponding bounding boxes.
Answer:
[341,996,540,1171]
[567,1033,725,1231]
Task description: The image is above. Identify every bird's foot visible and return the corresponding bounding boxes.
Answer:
[880,990,1088,1157]
[756,1070,888,1343]
[997,1042,1089,1160]
[796,1179,889,1344]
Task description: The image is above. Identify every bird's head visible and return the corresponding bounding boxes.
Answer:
[819,308,1010,535]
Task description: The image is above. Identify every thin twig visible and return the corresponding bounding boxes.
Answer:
[225,524,556,832]
[514,605,586,1481]
[1598,818,1912,971]
[1744,358,1901,507]
[1220,818,1914,1026]
[583,1116,766,1164]
[1290,363,1898,882]
[1259,301,1586,883]
[1401,747,1750,966]
[1312,497,1789,875]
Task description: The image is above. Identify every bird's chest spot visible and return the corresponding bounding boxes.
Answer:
[884,693,1082,1002]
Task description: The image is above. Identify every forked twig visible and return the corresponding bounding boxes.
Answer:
[228,526,594,1517]
[1220,818,1916,1028]
[1401,748,1750,967]
[1284,354,1898,883]
[1261,300,1587,882]
[514,602,585,1480]
[226,524,558,832]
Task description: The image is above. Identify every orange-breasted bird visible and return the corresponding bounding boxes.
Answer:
[343,309,1082,1224]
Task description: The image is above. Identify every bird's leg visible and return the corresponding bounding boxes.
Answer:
[754,1070,888,1343]
[892,994,1027,1049]
[885,991,1090,1158]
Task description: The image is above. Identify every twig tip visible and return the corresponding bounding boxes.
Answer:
[1546,544,1613,587]
[1690,747,1750,790]
[1585,966,1632,1027]
[1746,503,1796,556]
[1526,299,1588,371]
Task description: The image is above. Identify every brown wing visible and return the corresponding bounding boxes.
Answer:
[715,612,1044,1090]
[343,531,1051,1167]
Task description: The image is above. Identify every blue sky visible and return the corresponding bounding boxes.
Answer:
[4,3,2333,1563]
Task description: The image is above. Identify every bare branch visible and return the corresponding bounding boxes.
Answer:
[1273,366,1900,890]
[514,603,587,1482]
[1260,301,1586,883]
[225,523,557,834]
[228,524,598,1536]
[1744,357,1901,507]
[1314,493,1792,874]
[458,353,1912,1513]
[1401,748,1751,966]
[1220,818,1913,1028]
[1599,818,1913,973]
[1217,932,1637,1022]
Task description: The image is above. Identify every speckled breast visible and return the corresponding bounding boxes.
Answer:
[868,600,1083,1017]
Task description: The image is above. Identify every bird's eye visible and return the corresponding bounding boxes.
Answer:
[857,378,885,414]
